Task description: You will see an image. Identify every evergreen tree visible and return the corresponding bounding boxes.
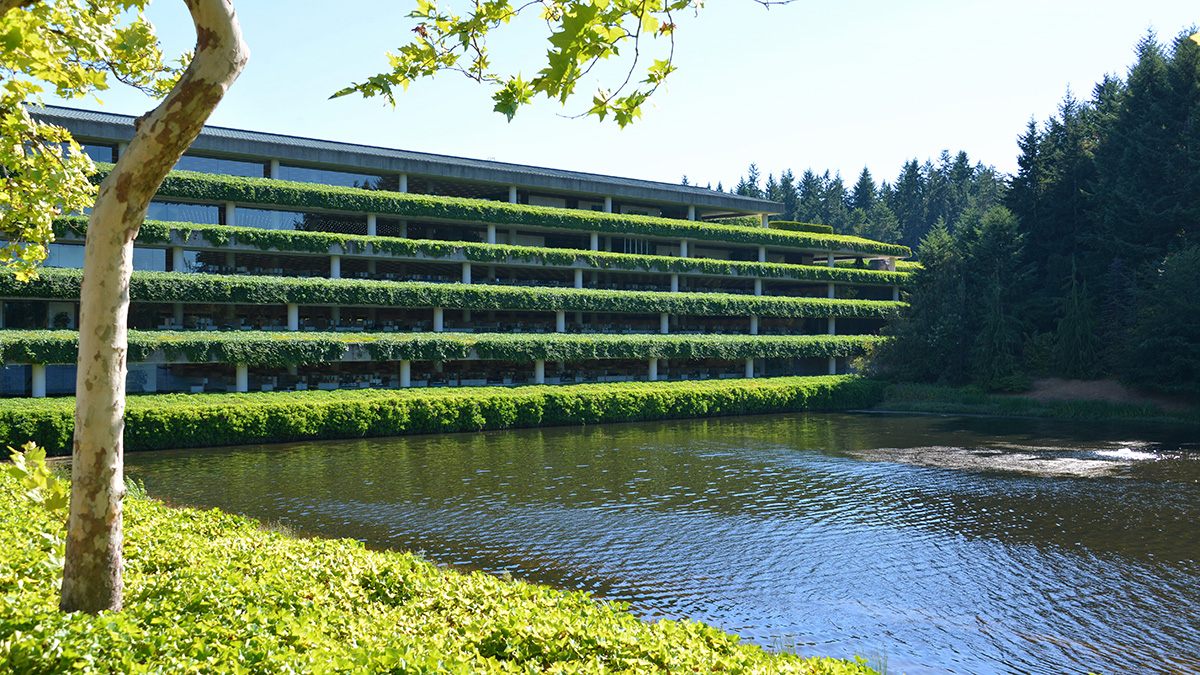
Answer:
[681,174,689,185]
[778,169,798,221]
[888,159,926,249]
[851,167,876,211]
[1054,259,1099,378]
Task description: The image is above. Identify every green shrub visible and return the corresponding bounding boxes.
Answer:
[0,268,905,319]
[768,221,836,235]
[0,329,884,365]
[53,216,913,287]
[0,376,888,455]
[88,164,912,258]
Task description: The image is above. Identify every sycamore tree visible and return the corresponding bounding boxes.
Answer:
[1,0,249,614]
[3,0,781,614]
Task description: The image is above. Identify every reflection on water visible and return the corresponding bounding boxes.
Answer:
[124,412,1200,675]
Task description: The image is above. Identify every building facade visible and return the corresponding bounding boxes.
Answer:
[0,106,910,397]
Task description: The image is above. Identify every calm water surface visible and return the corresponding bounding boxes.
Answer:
[124,413,1200,675]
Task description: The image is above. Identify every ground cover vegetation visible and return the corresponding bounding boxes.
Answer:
[0,267,903,319]
[0,329,881,365]
[829,28,1200,399]
[0,375,888,455]
[85,165,912,258]
[53,216,912,287]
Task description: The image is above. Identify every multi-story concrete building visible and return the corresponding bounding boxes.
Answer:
[0,106,910,397]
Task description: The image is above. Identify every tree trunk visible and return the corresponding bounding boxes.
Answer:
[59,0,249,614]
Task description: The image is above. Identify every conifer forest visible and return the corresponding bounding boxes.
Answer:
[717,29,1199,397]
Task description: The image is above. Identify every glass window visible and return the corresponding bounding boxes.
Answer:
[278,165,387,190]
[80,143,116,164]
[133,248,166,272]
[44,244,85,269]
[174,154,267,178]
[238,208,365,235]
[146,201,220,225]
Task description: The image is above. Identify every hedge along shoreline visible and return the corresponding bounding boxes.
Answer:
[0,375,887,456]
[53,216,913,287]
[1,268,905,319]
[0,329,884,365]
[89,164,912,258]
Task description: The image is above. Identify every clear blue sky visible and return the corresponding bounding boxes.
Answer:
[49,0,1197,190]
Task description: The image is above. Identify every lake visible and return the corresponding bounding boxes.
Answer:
[123,412,1200,675]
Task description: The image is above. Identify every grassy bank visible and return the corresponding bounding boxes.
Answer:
[0,469,879,674]
[0,376,887,456]
[874,382,1199,424]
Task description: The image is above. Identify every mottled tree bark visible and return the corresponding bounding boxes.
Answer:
[59,0,248,614]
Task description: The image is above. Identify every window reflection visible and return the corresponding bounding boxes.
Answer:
[278,165,392,191]
[239,208,365,234]
[175,154,267,178]
[146,201,220,225]
[80,144,116,163]
[43,244,164,271]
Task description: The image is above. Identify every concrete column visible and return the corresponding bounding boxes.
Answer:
[754,279,763,296]
[827,253,835,267]
[589,232,599,251]
[508,228,518,245]
[603,196,612,213]
[224,202,236,227]
[487,223,496,245]
[236,364,249,393]
[556,310,566,333]
[463,308,472,322]
[758,246,767,263]
[893,286,901,302]
[172,246,185,272]
[828,316,836,335]
[648,358,658,382]
[287,303,299,331]
[368,260,376,275]
[433,307,444,332]
[534,359,545,384]
[761,214,770,228]
[828,356,838,375]
[744,357,755,378]
[225,251,236,271]
[887,257,896,272]
[750,316,759,335]
[575,311,583,324]
[462,262,472,284]
[400,360,412,387]
[687,205,696,221]
[508,186,518,203]
[604,236,612,253]
[399,221,408,238]
[330,255,341,279]
[269,159,280,179]
[827,283,836,299]
[173,302,184,327]
[117,142,128,158]
[331,306,341,325]
[434,361,443,373]
[574,269,584,289]
[660,312,669,334]
[670,274,679,292]
[288,365,298,376]
[367,214,377,237]
[680,240,689,258]
[31,364,46,398]
[488,265,496,281]
[398,173,408,193]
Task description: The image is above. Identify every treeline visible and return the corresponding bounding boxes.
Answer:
[693,152,1006,250]
[881,29,1200,397]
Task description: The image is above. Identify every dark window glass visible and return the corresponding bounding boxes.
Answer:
[278,165,388,190]
[80,143,116,163]
[175,154,267,178]
[133,248,166,272]
[146,201,220,225]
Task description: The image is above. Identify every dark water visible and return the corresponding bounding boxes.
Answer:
[123,413,1200,675]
